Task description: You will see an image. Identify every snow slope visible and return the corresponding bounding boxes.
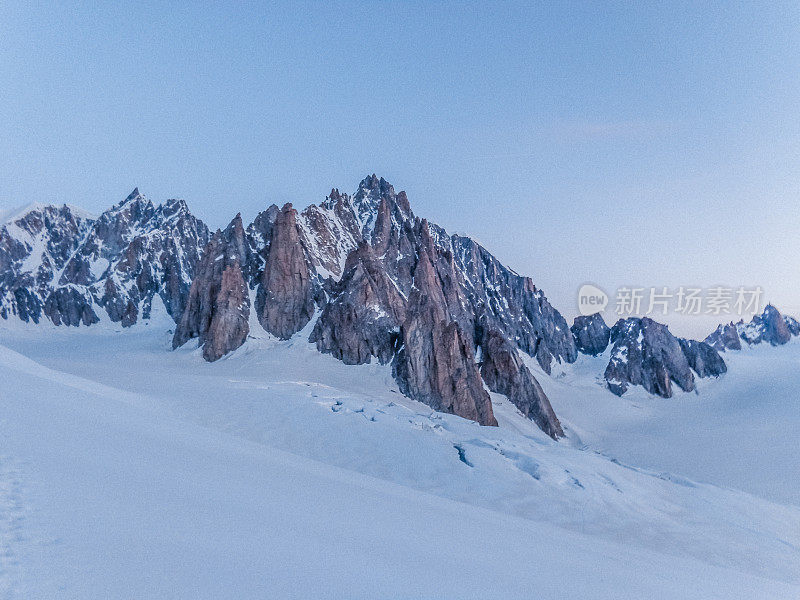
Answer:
[541,342,800,506]
[0,316,799,598]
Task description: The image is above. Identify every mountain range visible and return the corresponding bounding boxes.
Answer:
[2,175,798,439]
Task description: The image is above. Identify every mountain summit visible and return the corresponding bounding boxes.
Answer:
[2,175,784,439]
[170,175,572,435]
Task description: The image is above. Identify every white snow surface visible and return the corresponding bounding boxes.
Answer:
[0,315,799,598]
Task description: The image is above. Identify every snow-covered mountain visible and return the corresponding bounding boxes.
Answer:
[0,188,209,327]
[706,304,800,350]
[3,176,787,441]
[3,176,800,597]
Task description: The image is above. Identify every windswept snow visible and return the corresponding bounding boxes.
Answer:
[540,342,800,506]
[0,322,799,598]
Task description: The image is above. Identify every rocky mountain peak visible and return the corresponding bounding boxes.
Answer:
[708,304,799,349]
[738,304,789,346]
[157,198,191,220]
[604,317,725,397]
[705,322,743,352]
[571,313,610,356]
[1,189,209,328]
[0,203,95,323]
[350,174,410,239]
[255,203,315,339]
[5,177,606,438]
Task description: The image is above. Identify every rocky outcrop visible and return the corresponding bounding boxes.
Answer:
[704,322,743,352]
[255,204,315,339]
[478,327,562,438]
[604,318,696,397]
[202,262,249,362]
[395,241,497,426]
[310,243,404,365]
[3,176,588,437]
[739,305,792,346]
[0,204,93,323]
[679,339,727,378]
[450,235,577,374]
[605,317,728,397]
[44,286,99,326]
[0,189,209,327]
[785,315,800,336]
[706,306,800,353]
[571,313,611,356]
[172,215,251,359]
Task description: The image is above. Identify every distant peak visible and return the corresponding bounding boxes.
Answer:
[360,174,379,189]
[112,187,147,211]
[163,197,187,209]
[355,174,397,201]
[1,201,95,226]
[357,174,392,194]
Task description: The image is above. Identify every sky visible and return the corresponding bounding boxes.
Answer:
[2,1,799,337]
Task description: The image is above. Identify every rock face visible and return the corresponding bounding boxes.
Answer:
[478,327,562,438]
[739,304,792,346]
[451,234,577,374]
[5,176,583,436]
[172,215,251,359]
[310,243,404,365]
[785,315,800,336]
[604,318,728,397]
[571,313,611,356]
[202,262,249,362]
[706,306,800,353]
[255,204,315,339]
[0,204,94,323]
[395,231,497,426]
[704,322,743,352]
[605,318,702,397]
[0,189,209,327]
[679,339,728,378]
[44,286,99,326]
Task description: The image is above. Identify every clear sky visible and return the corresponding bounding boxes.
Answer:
[2,2,799,336]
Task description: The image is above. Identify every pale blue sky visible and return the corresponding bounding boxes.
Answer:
[2,2,799,336]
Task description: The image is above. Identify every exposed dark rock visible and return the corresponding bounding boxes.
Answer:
[708,306,800,352]
[44,287,99,326]
[310,243,405,365]
[244,204,279,283]
[1,190,209,328]
[478,326,563,438]
[739,305,792,346]
[679,339,727,378]
[395,243,497,426]
[604,317,695,397]
[98,277,138,327]
[3,176,587,438]
[571,313,611,356]
[255,204,315,339]
[450,234,577,374]
[172,215,250,359]
[202,262,249,362]
[785,315,800,336]
[298,194,362,281]
[704,322,743,352]
[0,204,93,323]
[12,287,42,323]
